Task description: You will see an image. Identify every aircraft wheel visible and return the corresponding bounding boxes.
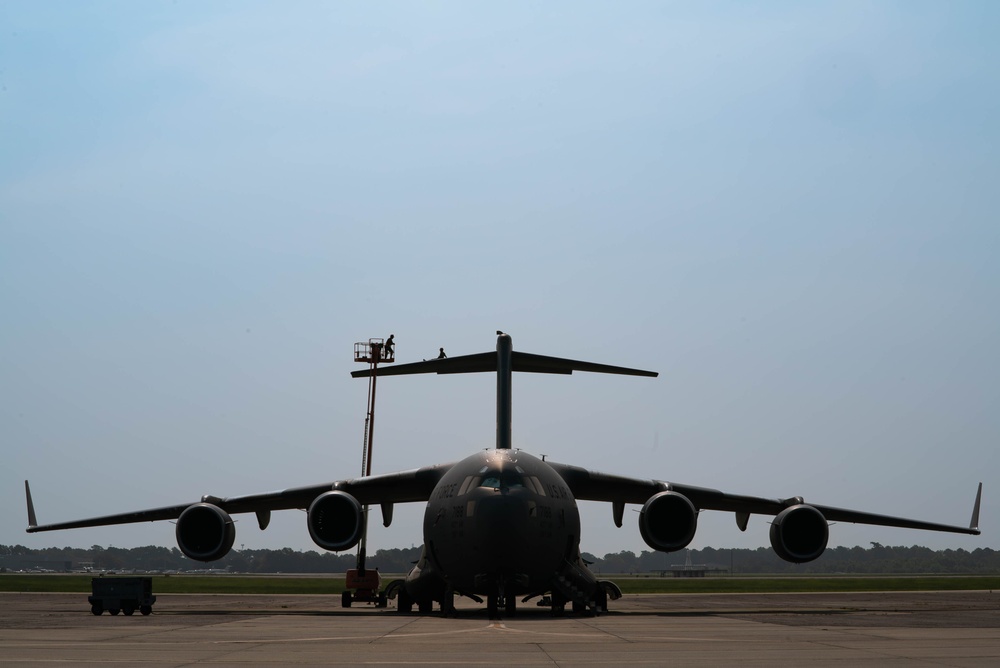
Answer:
[440,592,455,615]
[397,589,413,613]
[109,608,120,616]
[91,605,103,616]
[140,606,152,616]
[341,591,352,608]
[123,607,135,616]
[504,595,516,617]
[487,594,498,618]
[550,602,565,616]
[418,600,432,613]
[377,592,388,608]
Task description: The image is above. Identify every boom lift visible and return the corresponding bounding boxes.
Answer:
[340,338,394,608]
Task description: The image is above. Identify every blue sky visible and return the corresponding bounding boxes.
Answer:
[2,1,997,558]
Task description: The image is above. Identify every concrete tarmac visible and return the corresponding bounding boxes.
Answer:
[2,590,999,667]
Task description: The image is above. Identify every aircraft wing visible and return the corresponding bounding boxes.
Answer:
[25,462,454,533]
[549,462,982,535]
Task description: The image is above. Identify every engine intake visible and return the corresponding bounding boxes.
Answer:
[175,503,236,562]
[638,491,698,552]
[308,491,364,552]
[769,504,829,563]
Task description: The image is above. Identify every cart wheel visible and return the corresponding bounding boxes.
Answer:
[341,591,352,608]
[140,606,152,616]
[109,608,120,616]
[91,605,103,616]
[123,607,135,616]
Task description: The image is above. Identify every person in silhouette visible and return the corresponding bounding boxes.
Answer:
[437,347,447,359]
[385,334,395,360]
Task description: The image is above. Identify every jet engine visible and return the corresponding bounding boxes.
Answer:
[307,491,364,552]
[175,503,236,562]
[638,491,698,553]
[769,504,829,563]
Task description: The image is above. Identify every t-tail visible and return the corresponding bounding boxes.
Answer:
[351,331,657,450]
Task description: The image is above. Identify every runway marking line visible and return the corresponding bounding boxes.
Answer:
[214,620,618,644]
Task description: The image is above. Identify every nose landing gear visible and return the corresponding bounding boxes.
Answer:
[487,582,518,618]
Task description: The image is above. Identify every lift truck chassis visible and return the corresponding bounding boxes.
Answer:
[341,568,387,608]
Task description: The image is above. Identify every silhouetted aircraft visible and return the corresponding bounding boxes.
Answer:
[26,332,982,616]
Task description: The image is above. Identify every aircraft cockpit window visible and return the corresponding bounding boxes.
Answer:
[501,469,524,488]
[531,477,546,496]
[476,469,524,489]
[522,476,538,494]
[480,476,501,489]
[458,476,481,496]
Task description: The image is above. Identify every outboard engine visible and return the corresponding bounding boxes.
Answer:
[769,504,829,563]
[307,491,364,552]
[638,491,698,552]
[175,503,236,562]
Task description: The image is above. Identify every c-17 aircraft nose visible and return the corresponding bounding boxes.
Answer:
[433,488,564,584]
[420,449,583,595]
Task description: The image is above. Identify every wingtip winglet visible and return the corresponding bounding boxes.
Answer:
[25,480,38,530]
[970,482,983,532]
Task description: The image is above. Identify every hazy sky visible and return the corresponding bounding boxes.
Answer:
[3,1,997,560]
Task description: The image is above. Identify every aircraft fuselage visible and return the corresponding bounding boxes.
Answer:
[422,449,580,598]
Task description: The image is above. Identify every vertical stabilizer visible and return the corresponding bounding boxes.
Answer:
[496,332,513,450]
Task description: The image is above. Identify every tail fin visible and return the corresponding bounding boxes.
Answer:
[970,482,983,532]
[25,480,38,529]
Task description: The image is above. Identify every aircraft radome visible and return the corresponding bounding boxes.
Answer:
[26,332,982,616]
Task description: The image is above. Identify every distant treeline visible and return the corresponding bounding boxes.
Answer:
[2,543,997,575]
[590,544,1000,575]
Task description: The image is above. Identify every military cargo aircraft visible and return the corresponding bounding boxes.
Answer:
[26,332,981,616]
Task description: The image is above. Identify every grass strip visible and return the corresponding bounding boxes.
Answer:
[2,574,998,595]
[613,575,1000,594]
[0,575,346,594]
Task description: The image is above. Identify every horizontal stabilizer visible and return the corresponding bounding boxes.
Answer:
[512,352,657,377]
[352,352,496,377]
[352,351,657,378]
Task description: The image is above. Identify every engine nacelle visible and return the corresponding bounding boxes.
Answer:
[307,490,364,552]
[175,503,236,562]
[769,504,829,563]
[638,491,698,553]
